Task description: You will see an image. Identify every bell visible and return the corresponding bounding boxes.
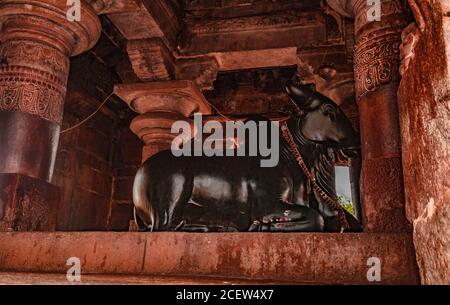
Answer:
[318,64,337,81]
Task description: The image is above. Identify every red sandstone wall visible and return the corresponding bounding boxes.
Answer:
[53,97,117,231]
[52,96,141,231]
[398,0,450,284]
[108,126,142,231]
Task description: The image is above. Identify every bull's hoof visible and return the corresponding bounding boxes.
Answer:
[133,207,153,232]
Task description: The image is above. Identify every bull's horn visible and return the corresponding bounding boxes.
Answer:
[285,77,315,108]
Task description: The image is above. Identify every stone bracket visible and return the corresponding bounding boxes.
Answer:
[126,38,220,91]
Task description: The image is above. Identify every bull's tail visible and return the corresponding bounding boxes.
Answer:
[132,166,158,231]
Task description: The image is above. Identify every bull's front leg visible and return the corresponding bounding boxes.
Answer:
[249,204,324,232]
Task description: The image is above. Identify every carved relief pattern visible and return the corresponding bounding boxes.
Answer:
[189,11,321,34]
[354,31,402,99]
[0,41,68,124]
[13,184,53,231]
[0,40,69,79]
[127,39,175,82]
[0,175,57,231]
[0,67,66,124]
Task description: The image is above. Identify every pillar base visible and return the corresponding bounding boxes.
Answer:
[0,174,60,231]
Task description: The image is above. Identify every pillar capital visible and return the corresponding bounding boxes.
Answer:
[0,0,101,124]
[328,0,410,100]
[115,80,211,161]
[327,0,409,38]
[0,0,101,57]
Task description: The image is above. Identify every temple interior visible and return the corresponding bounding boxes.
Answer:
[0,0,449,285]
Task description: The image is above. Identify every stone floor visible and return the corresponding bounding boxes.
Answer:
[0,272,273,285]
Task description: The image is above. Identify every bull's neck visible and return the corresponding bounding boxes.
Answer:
[280,117,327,170]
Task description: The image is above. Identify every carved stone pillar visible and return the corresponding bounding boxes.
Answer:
[115,81,211,162]
[327,0,411,232]
[0,0,101,230]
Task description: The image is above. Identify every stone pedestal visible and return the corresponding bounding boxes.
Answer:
[0,0,101,230]
[115,80,211,162]
[327,0,411,232]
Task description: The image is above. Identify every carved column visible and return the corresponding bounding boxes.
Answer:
[327,0,411,232]
[115,81,211,162]
[0,0,101,230]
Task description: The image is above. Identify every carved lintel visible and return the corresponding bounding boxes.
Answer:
[187,10,323,35]
[179,9,328,55]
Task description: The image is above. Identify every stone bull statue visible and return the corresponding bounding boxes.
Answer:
[132,77,362,232]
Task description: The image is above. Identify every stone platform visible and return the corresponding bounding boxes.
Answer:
[0,232,420,284]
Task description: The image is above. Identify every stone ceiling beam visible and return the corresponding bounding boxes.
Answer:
[108,1,352,91]
[178,10,336,55]
[183,0,322,19]
[106,0,181,49]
